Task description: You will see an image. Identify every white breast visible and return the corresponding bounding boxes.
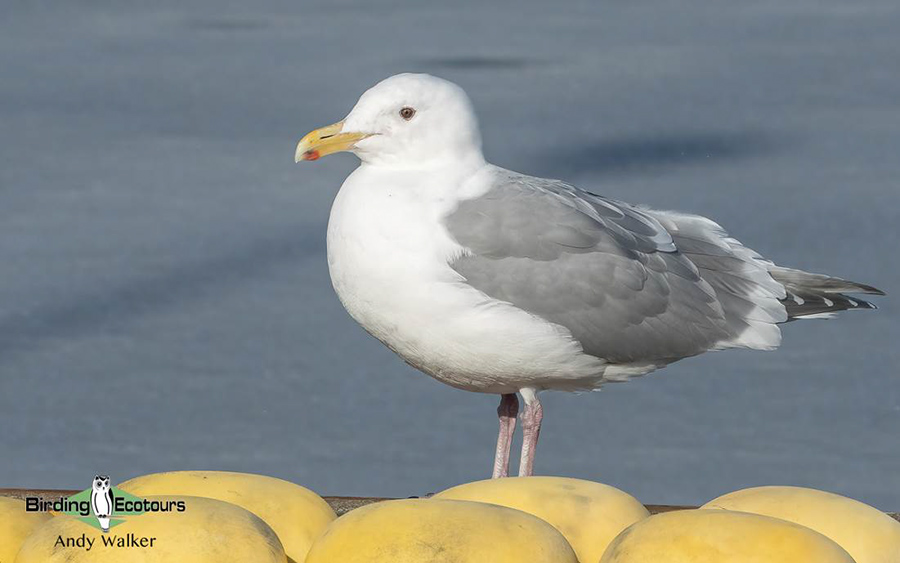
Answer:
[325,164,610,394]
[92,490,111,512]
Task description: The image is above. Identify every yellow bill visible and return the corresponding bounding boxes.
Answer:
[294,121,371,162]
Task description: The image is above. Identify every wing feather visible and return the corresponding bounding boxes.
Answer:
[648,210,787,349]
[444,169,742,364]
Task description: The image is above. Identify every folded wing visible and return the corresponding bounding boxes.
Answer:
[445,170,742,367]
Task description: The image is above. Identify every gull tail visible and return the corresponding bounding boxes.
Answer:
[769,266,885,320]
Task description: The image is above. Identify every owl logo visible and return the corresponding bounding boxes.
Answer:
[90,475,114,533]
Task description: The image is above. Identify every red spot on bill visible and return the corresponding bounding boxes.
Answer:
[303,150,321,161]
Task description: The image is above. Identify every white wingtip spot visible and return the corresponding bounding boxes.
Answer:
[847,298,858,307]
[798,312,838,320]
[822,297,834,307]
[791,294,805,305]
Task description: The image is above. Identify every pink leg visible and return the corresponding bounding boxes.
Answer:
[492,393,519,478]
[518,389,543,477]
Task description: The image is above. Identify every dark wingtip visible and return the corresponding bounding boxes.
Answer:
[847,281,885,296]
[862,285,886,296]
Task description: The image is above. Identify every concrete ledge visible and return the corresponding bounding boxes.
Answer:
[2,488,898,521]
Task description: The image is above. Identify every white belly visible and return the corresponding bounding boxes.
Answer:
[92,492,111,514]
[325,165,611,393]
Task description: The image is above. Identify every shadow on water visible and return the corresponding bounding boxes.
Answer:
[414,56,546,71]
[523,130,783,178]
[184,16,272,31]
[0,131,783,363]
[0,226,324,363]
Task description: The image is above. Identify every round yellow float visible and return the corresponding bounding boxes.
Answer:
[118,471,335,563]
[0,497,53,563]
[14,495,286,563]
[305,498,578,563]
[434,476,648,563]
[703,485,900,563]
[599,509,854,563]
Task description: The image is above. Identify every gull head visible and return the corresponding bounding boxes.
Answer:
[295,73,483,168]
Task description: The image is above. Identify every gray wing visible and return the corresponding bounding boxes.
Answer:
[444,169,743,365]
[648,211,881,332]
[649,210,787,350]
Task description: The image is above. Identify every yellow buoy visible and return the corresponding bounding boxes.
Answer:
[0,497,53,563]
[14,495,286,563]
[703,486,900,563]
[435,476,648,563]
[305,498,578,563]
[118,471,335,563]
[600,509,854,563]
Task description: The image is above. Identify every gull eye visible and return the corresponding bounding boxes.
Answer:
[399,107,416,120]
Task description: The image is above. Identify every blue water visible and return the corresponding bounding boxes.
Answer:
[0,0,898,510]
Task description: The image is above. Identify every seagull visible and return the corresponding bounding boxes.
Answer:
[294,73,883,478]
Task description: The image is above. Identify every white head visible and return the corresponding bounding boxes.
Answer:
[296,74,483,169]
[92,475,110,492]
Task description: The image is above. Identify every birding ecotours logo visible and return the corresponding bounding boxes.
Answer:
[24,475,184,532]
[90,475,114,531]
